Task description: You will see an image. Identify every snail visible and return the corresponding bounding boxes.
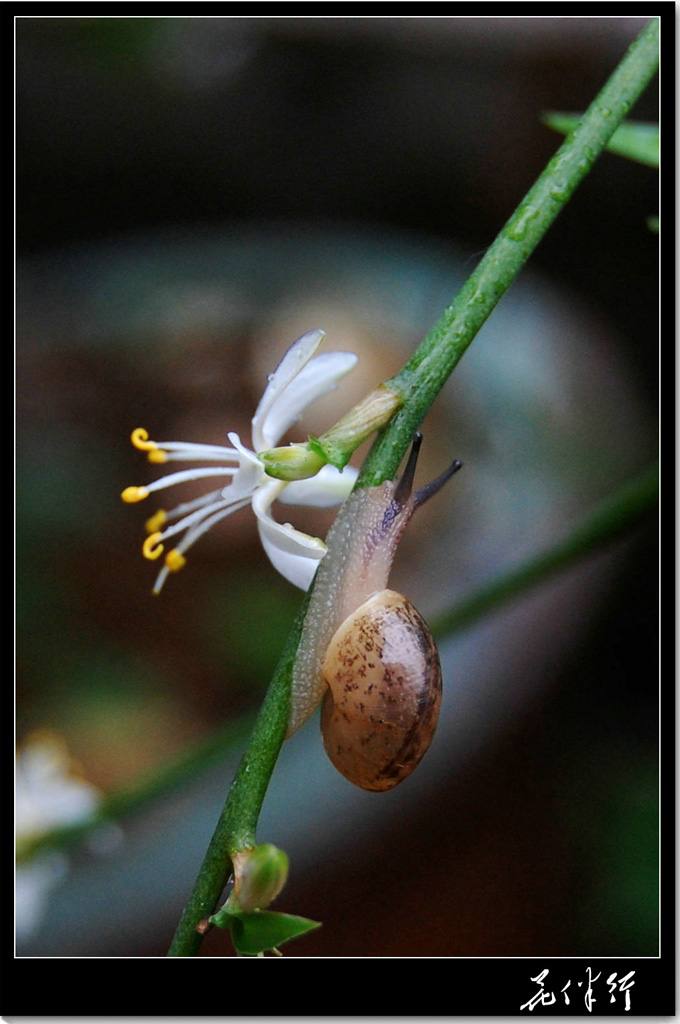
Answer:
[289,434,462,791]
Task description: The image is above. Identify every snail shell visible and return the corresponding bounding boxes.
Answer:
[320,590,442,791]
[289,434,461,792]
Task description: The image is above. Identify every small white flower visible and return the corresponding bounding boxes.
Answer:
[16,735,100,839]
[16,733,102,941]
[122,329,358,592]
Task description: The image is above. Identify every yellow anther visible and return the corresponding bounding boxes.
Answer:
[131,428,158,452]
[147,449,168,464]
[165,549,187,574]
[145,509,167,534]
[121,486,149,503]
[143,532,164,560]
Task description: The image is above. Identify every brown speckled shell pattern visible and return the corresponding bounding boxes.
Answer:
[321,589,442,791]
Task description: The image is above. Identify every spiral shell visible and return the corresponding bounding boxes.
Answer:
[321,590,442,791]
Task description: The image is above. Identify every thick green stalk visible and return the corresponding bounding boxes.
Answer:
[167,20,659,955]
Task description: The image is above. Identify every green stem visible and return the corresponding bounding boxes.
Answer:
[357,17,659,487]
[167,19,658,955]
[430,461,658,639]
[166,596,307,956]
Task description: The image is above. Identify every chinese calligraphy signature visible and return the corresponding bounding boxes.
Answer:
[520,967,635,1013]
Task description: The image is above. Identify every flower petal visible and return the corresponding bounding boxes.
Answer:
[278,464,358,508]
[223,432,266,500]
[254,351,359,452]
[16,738,100,837]
[251,329,326,451]
[251,480,327,590]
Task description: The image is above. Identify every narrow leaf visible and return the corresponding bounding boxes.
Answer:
[542,112,659,168]
[229,910,321,956]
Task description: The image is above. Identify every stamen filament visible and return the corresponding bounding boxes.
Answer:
[150,498,234,545]
[148,449,241,464]
[154,489,226,525]
[151,497,252,595]
[148,441,239,457]
[176,497,253,555]
[141,467,239,494]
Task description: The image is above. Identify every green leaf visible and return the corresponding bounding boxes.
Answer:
[208,905,236,930]
[228,910,321,956]
[543,112,659,168]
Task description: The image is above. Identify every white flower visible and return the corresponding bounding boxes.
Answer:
[16,733,102,941]
[122,329,359,593]
[16,735,100,838]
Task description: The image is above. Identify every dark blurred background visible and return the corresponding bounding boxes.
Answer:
[16,16,658,961]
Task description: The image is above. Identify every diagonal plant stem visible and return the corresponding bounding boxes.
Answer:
[430,461,658,639]
[357,19,659,488]
[167,606,306,955]
[167,18,659,956]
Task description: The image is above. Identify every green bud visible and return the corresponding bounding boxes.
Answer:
[231,843,289,913]
[259,445,327,481]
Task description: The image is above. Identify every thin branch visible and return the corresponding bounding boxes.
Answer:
[430,461,658,639]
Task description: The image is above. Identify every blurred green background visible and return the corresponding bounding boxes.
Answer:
[16,17,658,958]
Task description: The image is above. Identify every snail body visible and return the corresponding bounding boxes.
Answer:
[290,435,461,792]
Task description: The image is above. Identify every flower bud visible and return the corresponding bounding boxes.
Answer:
[258,445,326,481]
[231,843,289,913]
